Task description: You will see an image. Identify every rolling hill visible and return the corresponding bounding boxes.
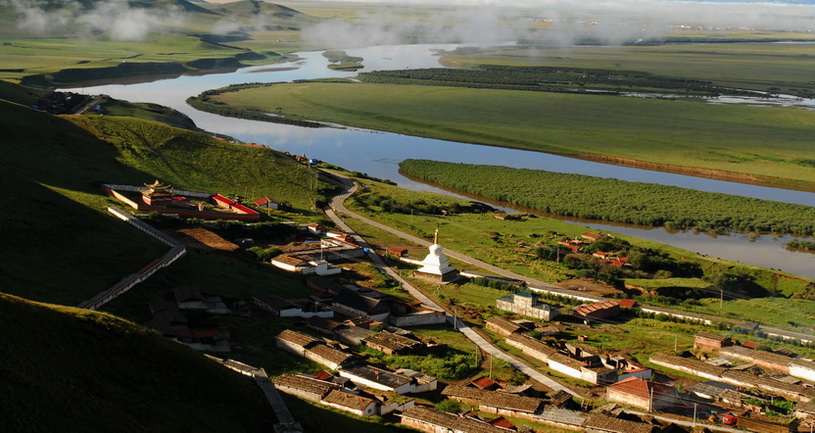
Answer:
[0,82,326,305]
[0,292,274,433]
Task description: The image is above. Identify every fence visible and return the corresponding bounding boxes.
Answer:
[76,207,186,310]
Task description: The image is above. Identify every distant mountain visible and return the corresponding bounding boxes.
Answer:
[203,0,304,19]
[0,292,274,433]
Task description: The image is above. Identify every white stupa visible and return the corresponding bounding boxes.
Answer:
[416,228,457,281]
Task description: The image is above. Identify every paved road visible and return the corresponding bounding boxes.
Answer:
[324,173,579,396]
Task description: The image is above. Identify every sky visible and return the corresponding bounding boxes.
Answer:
[4,0,814,45]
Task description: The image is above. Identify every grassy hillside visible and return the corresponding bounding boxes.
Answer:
[0,293,274,433]
[0,82,326,305]
[0,0,313,84]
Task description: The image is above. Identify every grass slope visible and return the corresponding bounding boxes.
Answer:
[203,80,815,191]
[0,81,324,304]
[0,293,273,433]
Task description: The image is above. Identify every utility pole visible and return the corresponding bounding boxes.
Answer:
[693,403,697,427]
[489,355,493,380]
[649,387,654,413]
[720,288,724,309]
[674,335,678,352]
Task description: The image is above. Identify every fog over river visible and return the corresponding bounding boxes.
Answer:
[69,43,815,278]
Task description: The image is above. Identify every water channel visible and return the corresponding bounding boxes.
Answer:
[69,43,815,278]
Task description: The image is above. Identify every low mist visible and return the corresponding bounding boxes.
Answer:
[6,0,186,41]
[302,0,815,49]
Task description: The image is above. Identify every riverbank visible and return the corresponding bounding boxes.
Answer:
[194,79,815,193]
[398,159,815,236]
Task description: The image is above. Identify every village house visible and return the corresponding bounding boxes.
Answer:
[557,239,585,253]
[573,300,621,321]
[363,330,424,355]
[399,406,507,433]
[583,413,657,433]
[271,254,342,276]
[496,292,560,321]
[485,316,523,336]
[582,232,604,242]
[274,373,339,402]
[505,332,557,362]
[650,353,815,402]
[331,288,446,327]
[275,329,359,370]
[605,377,677,412]
[471,377,502,391]
[174,285,206,310]
[694,331,733,353]
[321,389,379,417]
[535,405,587,430]
[479,392,545,420]
[252,293,333,319]
[338,365,436,395]
[794,401,815,419]
[252,196,279,210]
[442,384,489,407]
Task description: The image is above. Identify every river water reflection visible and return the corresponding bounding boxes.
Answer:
[69,44,815,278]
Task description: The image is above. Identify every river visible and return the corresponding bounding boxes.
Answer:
[68,43,815,278]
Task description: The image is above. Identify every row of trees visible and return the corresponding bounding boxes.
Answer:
[400,159,815,236]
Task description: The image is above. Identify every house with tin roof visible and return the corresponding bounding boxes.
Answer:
[583,413,657,433]
[363,330,424,355]
[338,365,436,395]
[605,377,677,412]
[399,406,507,433]
[274,373,339,402]
[496,292,560,321]
[321,389,379,417]
[485,316,523,336]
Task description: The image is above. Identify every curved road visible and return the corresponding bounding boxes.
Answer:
[323,173,580,396]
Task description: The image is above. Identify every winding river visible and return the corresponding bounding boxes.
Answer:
[68,44,815,278]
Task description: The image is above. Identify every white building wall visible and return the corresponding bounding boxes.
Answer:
[789,363,815,382]
[549,360,582,380]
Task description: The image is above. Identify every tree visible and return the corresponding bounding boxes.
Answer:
[435,399,461,413]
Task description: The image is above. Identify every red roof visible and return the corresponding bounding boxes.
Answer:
[312,370,334,381]
[487,416,516,430]
[471,376,499,390]
[742,341,762,350]
[619,299,637,308]
[253,197,275,206]
[607,377,673,400]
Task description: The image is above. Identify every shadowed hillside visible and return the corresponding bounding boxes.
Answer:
[0,293,274,433]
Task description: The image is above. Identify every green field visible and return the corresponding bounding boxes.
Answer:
[0,293,273,433]
[203,79,815,191]
[440,42,815,96]
[344,177,814,324]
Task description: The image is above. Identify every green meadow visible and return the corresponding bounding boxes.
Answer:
[440,41,815,95]
[344,177,814,327]
[207,79,815,190]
